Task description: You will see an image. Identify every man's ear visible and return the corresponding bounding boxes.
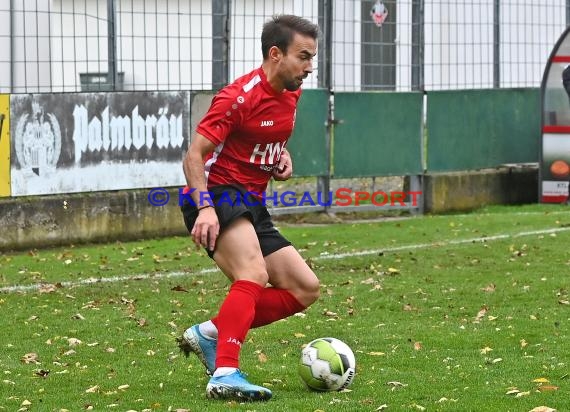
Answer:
[268,46,283,63]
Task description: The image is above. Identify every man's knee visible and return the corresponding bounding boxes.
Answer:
[296,275,320,307]
[247,264,270,286]
[233,256,270,285]
[306,276,321,305]
[214,248,269,285]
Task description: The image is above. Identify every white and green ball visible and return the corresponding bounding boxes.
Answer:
[298,337,356,391]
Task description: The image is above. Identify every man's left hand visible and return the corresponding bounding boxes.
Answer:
[273,150,293,181]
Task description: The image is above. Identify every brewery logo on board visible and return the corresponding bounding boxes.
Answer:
[14,102,62,176]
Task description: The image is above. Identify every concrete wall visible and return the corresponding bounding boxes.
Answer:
[0,188,187,251]
[423,165,538,214]
[0,166,539,252]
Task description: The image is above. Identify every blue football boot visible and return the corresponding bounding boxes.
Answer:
[177,324,217,375]
[206,369,272,401]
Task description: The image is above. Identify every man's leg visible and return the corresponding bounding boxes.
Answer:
[179,211,318,400]
[206,245,319,331]
[250,245,320,328]
[196,217,272,400]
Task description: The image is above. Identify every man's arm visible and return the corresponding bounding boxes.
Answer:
[183,133,219,251]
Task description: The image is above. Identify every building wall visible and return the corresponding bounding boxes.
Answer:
[1,0,52,93]
[0,1,568,93]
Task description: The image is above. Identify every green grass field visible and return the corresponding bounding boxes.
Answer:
[1,204,570,411]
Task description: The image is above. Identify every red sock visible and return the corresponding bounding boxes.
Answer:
[212,280,263,369]
[250,288,306,328]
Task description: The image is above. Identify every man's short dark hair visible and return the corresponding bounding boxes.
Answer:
[261,15,319,59]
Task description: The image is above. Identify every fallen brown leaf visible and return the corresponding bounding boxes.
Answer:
[515,391,530,397]
[34,369,50,378]
[21,353,40,364]
[537,385,559,392]
[480,346,493,354]
[258,352,268,363]
[171,285,188,292]
[85,385,99,393]
[39,284,59,294]
[387,381,408,388]
[474,305,488,322]
[67,338,82,346]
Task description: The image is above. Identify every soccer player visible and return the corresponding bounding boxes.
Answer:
[178,15,320,401]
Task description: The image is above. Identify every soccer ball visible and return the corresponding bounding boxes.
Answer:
[298,337,356,391]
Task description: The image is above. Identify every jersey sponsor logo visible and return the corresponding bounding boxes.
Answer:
[260,120,274,127]
[249,141,283,165]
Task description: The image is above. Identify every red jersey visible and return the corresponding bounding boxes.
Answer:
[196,67,301,196]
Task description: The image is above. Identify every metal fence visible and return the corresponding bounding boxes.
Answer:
[0,0,568,94]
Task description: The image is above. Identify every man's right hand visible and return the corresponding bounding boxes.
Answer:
[191,206,220,252]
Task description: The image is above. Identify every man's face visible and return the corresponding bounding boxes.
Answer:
[278,33,317,91]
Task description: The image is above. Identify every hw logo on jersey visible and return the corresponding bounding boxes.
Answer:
[250,141,283,165]
[260,120,274,127]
